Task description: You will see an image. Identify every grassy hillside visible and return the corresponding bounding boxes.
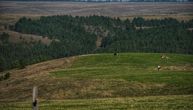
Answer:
[51,53,193,97]
[0,53,193,109]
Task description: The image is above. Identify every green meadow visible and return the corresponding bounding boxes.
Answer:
[1,53,193,109]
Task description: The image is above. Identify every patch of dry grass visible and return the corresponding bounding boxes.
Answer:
[0,31,55,45]
[0,95,193,110]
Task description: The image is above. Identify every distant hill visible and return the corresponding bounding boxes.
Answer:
[0,0,192,2]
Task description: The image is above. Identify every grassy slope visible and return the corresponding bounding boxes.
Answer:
[52,53,193,96]
[1,53,193,109]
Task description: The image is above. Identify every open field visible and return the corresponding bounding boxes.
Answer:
[1,95,193,110]
[0,2,193,27]
[0,2,193,17]
[0,53,193,109]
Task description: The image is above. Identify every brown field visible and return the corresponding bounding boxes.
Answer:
[0,2,193,25]
[0,2,193,16]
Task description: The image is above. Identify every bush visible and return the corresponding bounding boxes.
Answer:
[0,72,10,81]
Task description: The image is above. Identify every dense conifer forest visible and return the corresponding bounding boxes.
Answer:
[0,15,193,71]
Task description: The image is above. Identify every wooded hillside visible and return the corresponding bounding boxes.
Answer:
[0,15,193,71]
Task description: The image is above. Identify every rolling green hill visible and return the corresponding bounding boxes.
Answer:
[0,53,193,109]
[51,53,193,97]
